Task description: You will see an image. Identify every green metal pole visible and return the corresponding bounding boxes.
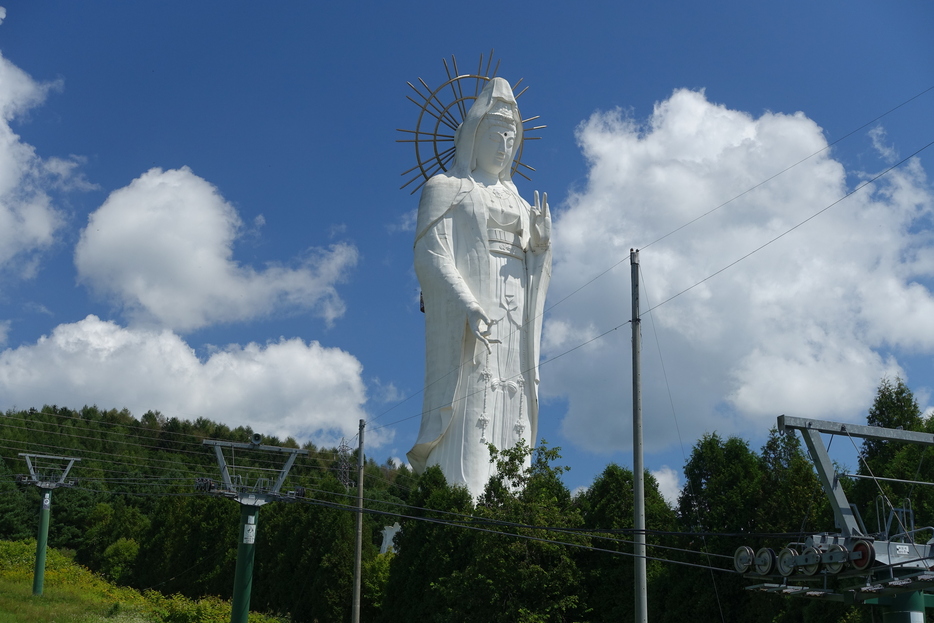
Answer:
[230,505,259,623]
[881,591,925,623]
[33,489,51,596]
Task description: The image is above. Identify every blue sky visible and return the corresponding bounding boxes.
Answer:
[0,1,932,501]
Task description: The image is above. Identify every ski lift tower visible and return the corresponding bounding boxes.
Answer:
[16,453,80,596]
[201,434,308,623]
[732,416,934,623]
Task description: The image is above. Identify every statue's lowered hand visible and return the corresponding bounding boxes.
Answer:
[467,305,500,354]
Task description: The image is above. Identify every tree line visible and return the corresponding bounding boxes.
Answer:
[0,377,928,622]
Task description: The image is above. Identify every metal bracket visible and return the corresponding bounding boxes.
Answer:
[201,438,308,506]
[17,454,81,489]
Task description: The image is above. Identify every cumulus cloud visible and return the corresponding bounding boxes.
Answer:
[75,167,358,332]
[0,50,87,277]
[0,315,383,446]
[651,466,681,507]
[544,88,934,455]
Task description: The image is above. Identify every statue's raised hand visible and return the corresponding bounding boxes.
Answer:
[530,190,551,253]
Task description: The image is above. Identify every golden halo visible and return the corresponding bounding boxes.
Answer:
[397,50,545,194]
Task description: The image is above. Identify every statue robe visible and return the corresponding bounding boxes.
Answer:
[407,172,552,492]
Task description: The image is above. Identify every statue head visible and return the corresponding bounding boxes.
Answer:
[452,77,523,187]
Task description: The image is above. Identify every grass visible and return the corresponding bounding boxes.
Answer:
[0,540,283,623]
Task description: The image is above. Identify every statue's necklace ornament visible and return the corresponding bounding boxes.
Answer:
[397,50,545,194]
[479,362,492,445]
[477,353,527,447]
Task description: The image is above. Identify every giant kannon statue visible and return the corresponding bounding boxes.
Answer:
[400,59,551,497]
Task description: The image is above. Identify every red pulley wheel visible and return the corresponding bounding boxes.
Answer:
[851,540,875,571]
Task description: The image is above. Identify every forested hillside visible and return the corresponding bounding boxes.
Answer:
[0,378,928,622]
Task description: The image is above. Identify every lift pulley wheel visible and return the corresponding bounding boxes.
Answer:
[800,546,821,576]
[823,543,848,574]
[754,547,776,575]
[851,540,875,571]
[778,547,799,577]
[734,546,755,574]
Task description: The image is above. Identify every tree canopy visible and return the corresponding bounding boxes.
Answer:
[3,377,929,622]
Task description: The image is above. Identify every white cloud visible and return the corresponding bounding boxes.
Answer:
[651,466,681,507]
[387,208,417,234]
[370,378,403,403]
[869,126,898,164]
[545,88,934,455]
[0,315,384,446]
[0,50,84,277]
[388,456,413,471]
[75,167,358,332]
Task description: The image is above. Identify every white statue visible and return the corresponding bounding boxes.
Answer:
[407,77,552,497]
[380,522,402,554]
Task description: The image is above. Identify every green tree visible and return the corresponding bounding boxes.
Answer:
[0,459,33,541]
[433,442,588,623]
[757,430,852,623]
[251,471,380,623]
[852,377,926,537]
[660,434,765,623]
[756,429,834,536]
[133,495,238,598]
[100,537,140,583]
[575,463,677,622]
[862,377,923,470]
[362,551,393,621]
[381,466,475,622]
[77,499,150,580]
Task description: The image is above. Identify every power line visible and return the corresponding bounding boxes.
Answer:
[1,412,347,469]
[638,264,727,619]
[642,139,934,316]
[292,493,736,574]
[528,84,934,326]
[6,408,342,460]
[638,84,934,253]
[369,135,934,441]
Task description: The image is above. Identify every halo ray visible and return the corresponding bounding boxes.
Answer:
[406,81,429,101]
[417,77,462,128]
[400,53,541,187]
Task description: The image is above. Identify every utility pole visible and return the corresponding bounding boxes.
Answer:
[631,249,648,623]
[201,434,308,623]
[352,420,365,623]
[16,453,80,596]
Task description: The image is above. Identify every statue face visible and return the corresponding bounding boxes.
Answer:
[473,116,516,179]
